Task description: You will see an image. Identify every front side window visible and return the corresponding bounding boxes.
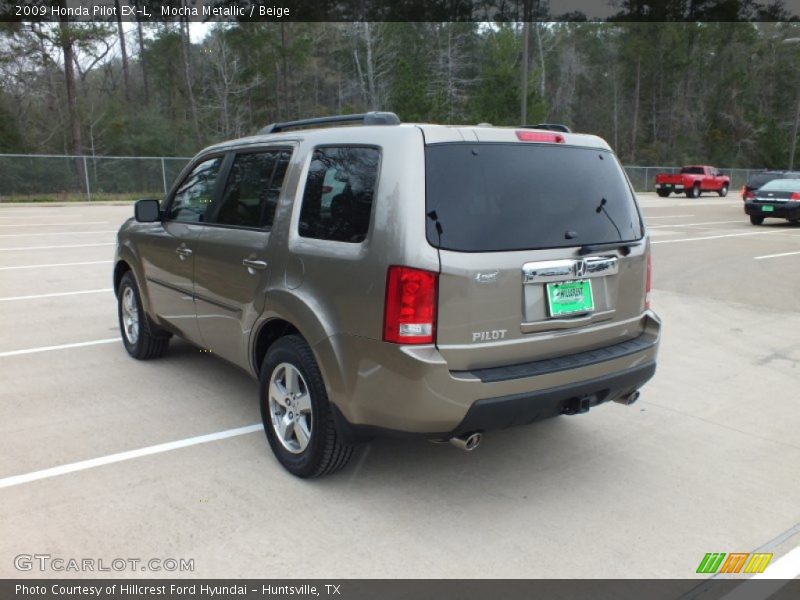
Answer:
[213,150,291,229]
[166,157,223,222]
[298,147,380,243]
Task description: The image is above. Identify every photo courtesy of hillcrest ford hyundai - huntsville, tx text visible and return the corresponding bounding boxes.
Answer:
[114,112,660,478]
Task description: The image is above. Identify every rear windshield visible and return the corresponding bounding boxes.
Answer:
[760,178,800,192]
[425,143,643,252]
[748,172,800,189]
[680,166,705,174]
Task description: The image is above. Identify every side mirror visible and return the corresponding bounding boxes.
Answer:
[134,199,161,223]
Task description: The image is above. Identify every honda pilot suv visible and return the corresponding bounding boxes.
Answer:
[114,112,661,478]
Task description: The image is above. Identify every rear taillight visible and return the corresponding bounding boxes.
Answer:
[745,190,755,200]
[383,266,438,344]
[515,130,565,143]
[645,254,652,310]
[791,192,800,200]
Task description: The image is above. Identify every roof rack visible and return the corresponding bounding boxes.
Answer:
[259,111,401,135]
[523,123,572,133]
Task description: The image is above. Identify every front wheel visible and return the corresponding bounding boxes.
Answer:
[117,271,170,359]
[718,185,728,197]
[259,335,354,478]
[750,215,764,226]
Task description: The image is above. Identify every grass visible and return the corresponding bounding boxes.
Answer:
[0,192,161,203]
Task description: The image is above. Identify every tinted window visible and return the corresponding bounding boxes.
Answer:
[167,157,223,222]
[299,147,379,243]
[214,150,291,229]
[425,144,643,252]
[680,166,705,174]
[760,179,800,192]
[748,171,800,189]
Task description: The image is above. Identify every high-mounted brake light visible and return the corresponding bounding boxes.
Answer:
[515,130,565,143]
[645,254,652,310]
[790,192,800,200]
[383,266,437,345]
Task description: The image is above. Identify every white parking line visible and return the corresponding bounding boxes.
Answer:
[0,221,108,228]
[642,214,696,219]
[0,242,115,251]
[0,260,113,271]
[652,231,797,245]
[649,220,742,229]
[722,546,800,600]
[753,545,800,579]
[0,230,116,238]
[0,424,263,489]
[0,338,120,358]
[754,250,800,260]
[0,288,113,302]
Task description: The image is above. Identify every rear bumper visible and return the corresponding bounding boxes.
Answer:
[317,311,661,441]
[745,201,800,219]
[449,361,655,437]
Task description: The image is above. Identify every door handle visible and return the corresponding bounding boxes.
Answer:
[175,245,193,260]
[242,258,268,273]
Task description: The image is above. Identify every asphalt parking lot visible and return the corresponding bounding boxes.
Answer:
[0,194,798,581]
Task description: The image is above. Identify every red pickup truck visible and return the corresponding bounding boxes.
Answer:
[654,166,730,198]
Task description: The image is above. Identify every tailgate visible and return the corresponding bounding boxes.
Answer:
[657,174,684,184]
[425,141,647,372]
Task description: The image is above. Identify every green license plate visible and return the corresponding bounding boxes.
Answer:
[761,205,775,212]
[546,280,594,317]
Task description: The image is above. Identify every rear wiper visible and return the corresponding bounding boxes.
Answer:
[578,240,642,256]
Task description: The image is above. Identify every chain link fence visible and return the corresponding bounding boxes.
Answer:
[0,154,190,202]
[0,154,772,202]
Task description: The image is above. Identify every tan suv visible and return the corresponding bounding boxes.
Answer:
[114,113,661,478]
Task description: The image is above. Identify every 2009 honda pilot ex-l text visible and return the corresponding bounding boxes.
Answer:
[114,112,661,478]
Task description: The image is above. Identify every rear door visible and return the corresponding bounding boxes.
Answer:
[425,141,647,371]
[193,147,293,368]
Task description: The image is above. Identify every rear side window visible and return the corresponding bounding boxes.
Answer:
[167,157,223,222]
[425,143,643,252]
[214,150,291,229]
[298,147,379,243]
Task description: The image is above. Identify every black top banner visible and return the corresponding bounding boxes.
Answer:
[2,0,800,22]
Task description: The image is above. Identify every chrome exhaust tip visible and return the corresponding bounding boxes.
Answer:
[614,390,641,406]
[449,432,483,451]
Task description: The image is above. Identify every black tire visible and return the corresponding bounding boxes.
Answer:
[686,184,700,198]
[117,271,170,360]
[656,189,670,198]
[718,184,728,197]
[750,215,764,226]
[259,335,354,478]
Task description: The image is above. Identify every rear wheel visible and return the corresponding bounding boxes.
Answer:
[718,184,728,197]
[656,189,670,198]
[117,271,170,359]
[259,335,354,478]
[750,215,764,226]
[686,184,700,198]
